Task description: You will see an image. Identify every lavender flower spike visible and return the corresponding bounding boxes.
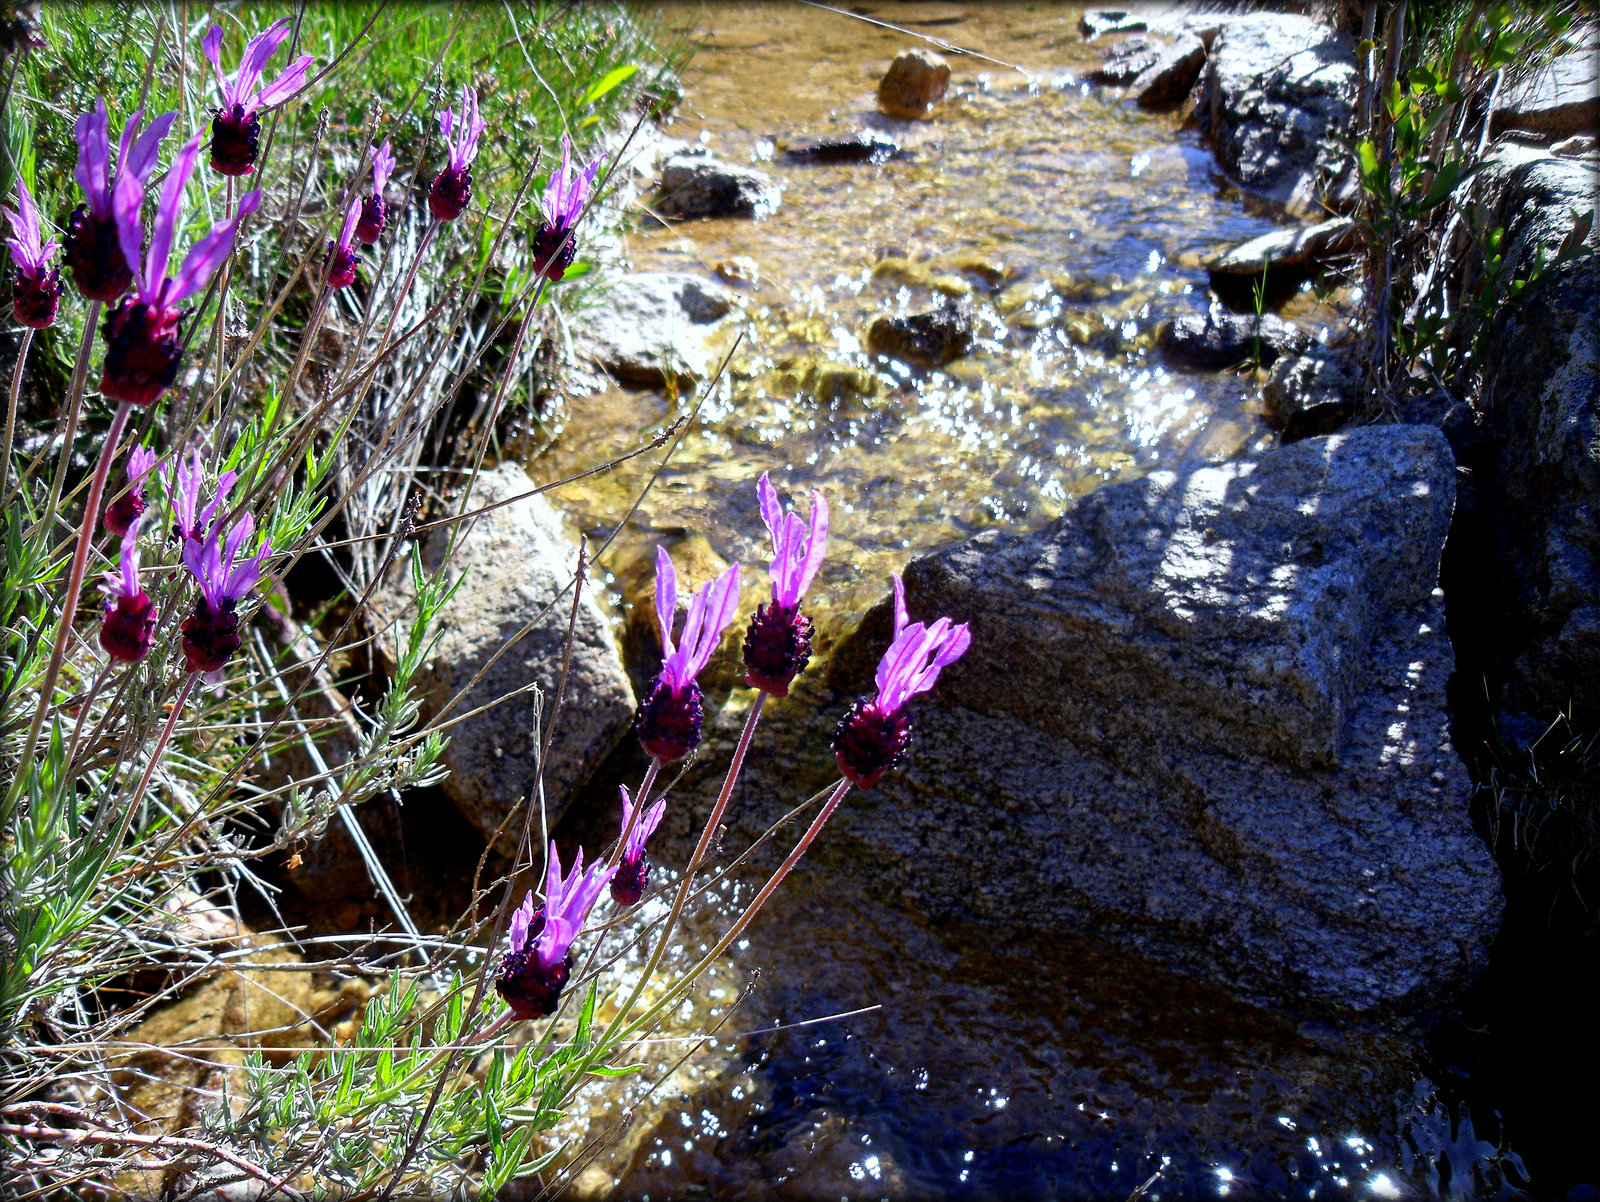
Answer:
[428,85,485,222]
[203,19,314,176]
[179,510,271,674]
[64,100,177,302]
[532,133,601,283]
[104,443,158,536]
[744,472,828,697]
[166,449,238,544]
[355,140,395,245]
[496,842,617,1019]
[636,548,741,763]
[4,177,61,328]
[101,134,261,406]
[324,197,362,289]
[611,785,667,907]
[833,575,970,789]
[99,517,156,664]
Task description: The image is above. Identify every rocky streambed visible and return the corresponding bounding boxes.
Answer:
[255,2,1596,1197]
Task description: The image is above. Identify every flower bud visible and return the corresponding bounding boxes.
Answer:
[635,675,704,764]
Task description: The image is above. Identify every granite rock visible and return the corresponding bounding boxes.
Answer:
[831,425,1501,1018]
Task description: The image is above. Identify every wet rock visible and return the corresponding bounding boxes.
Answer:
[1209,217,1359,277]
[835,424,1501,1018]
[877,48,951,119]
[1133,34,1206,109]
[1471,147,1600,728]
[1553,133,1598,157]
[1198,14,1357,213]
[1262,351,1362,442]
[866,301,974,367]
[1207,216,1359,309]
[1080,8,1147,38]
[578,272,734,388]
[782,130,902,164]
[1490,48,1600,139]
[374,464,635,843]
[1086,36,1162,86]
[655,151,781,220]
[1156,308,1309,369]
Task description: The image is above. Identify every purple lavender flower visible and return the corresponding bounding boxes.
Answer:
[635,548,741,764]
[324,198,361,289]
[104,444,158,537]
[833,575,970,789]
[611,785,667,908]
[165,449,238,544]
[496,842,616,1020]
[202,19,314,177]
[179,510,270,674]
[428,86,485,222]
[532,134,600,283]
[100,135,261,407]
[62,101,176,303]
[4,176,61,328]
[354,140,394,245]
[99,518,155,664]
[743,472,828,697]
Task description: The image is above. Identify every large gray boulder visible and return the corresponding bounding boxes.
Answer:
[1490,48,1600,139]
[375,464,635,843]
[1198,14,1357,213]
[1473,147,1600,728]
[832,425,1501,1018]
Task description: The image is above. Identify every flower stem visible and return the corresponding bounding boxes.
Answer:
[599,692,767,1045]
[5,400,132,815]
[0,326,33,505]
[616,777,853,1047]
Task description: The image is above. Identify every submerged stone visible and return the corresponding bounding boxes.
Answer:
[782,130,902,164]
[866,302,974,367]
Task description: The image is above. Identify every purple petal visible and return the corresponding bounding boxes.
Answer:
[337,195,361,250]
[127,444,158,483]
[4,178,44,268]
[110,170,145,298]
[125,111,178,183]
[75,101,112,214]
[757,472,782,548]
[145,133,204,299]
[117,521,142,598]
[682,562,741,679]
[164,188,259,307]
[654,546,678,660]
[252,54,313,110]
[508,889,537,954]
[793,491,829,602]
[202,27,230,100]
[372,140,395,193]
[234,19,295,110]
[891,574,908,638]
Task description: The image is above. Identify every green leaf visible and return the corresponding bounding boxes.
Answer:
[551,260,593,284]
[582,63,639,107]
[587,1061,645,1079]
[574,980,598,1049]
[1418,162,1463,212]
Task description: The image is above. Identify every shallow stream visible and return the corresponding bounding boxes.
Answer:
[527,4,1533,1198]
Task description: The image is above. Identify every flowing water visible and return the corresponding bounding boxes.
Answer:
[527,4,1532,1198]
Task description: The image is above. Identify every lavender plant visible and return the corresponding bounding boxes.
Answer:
[0,6,971,1197]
